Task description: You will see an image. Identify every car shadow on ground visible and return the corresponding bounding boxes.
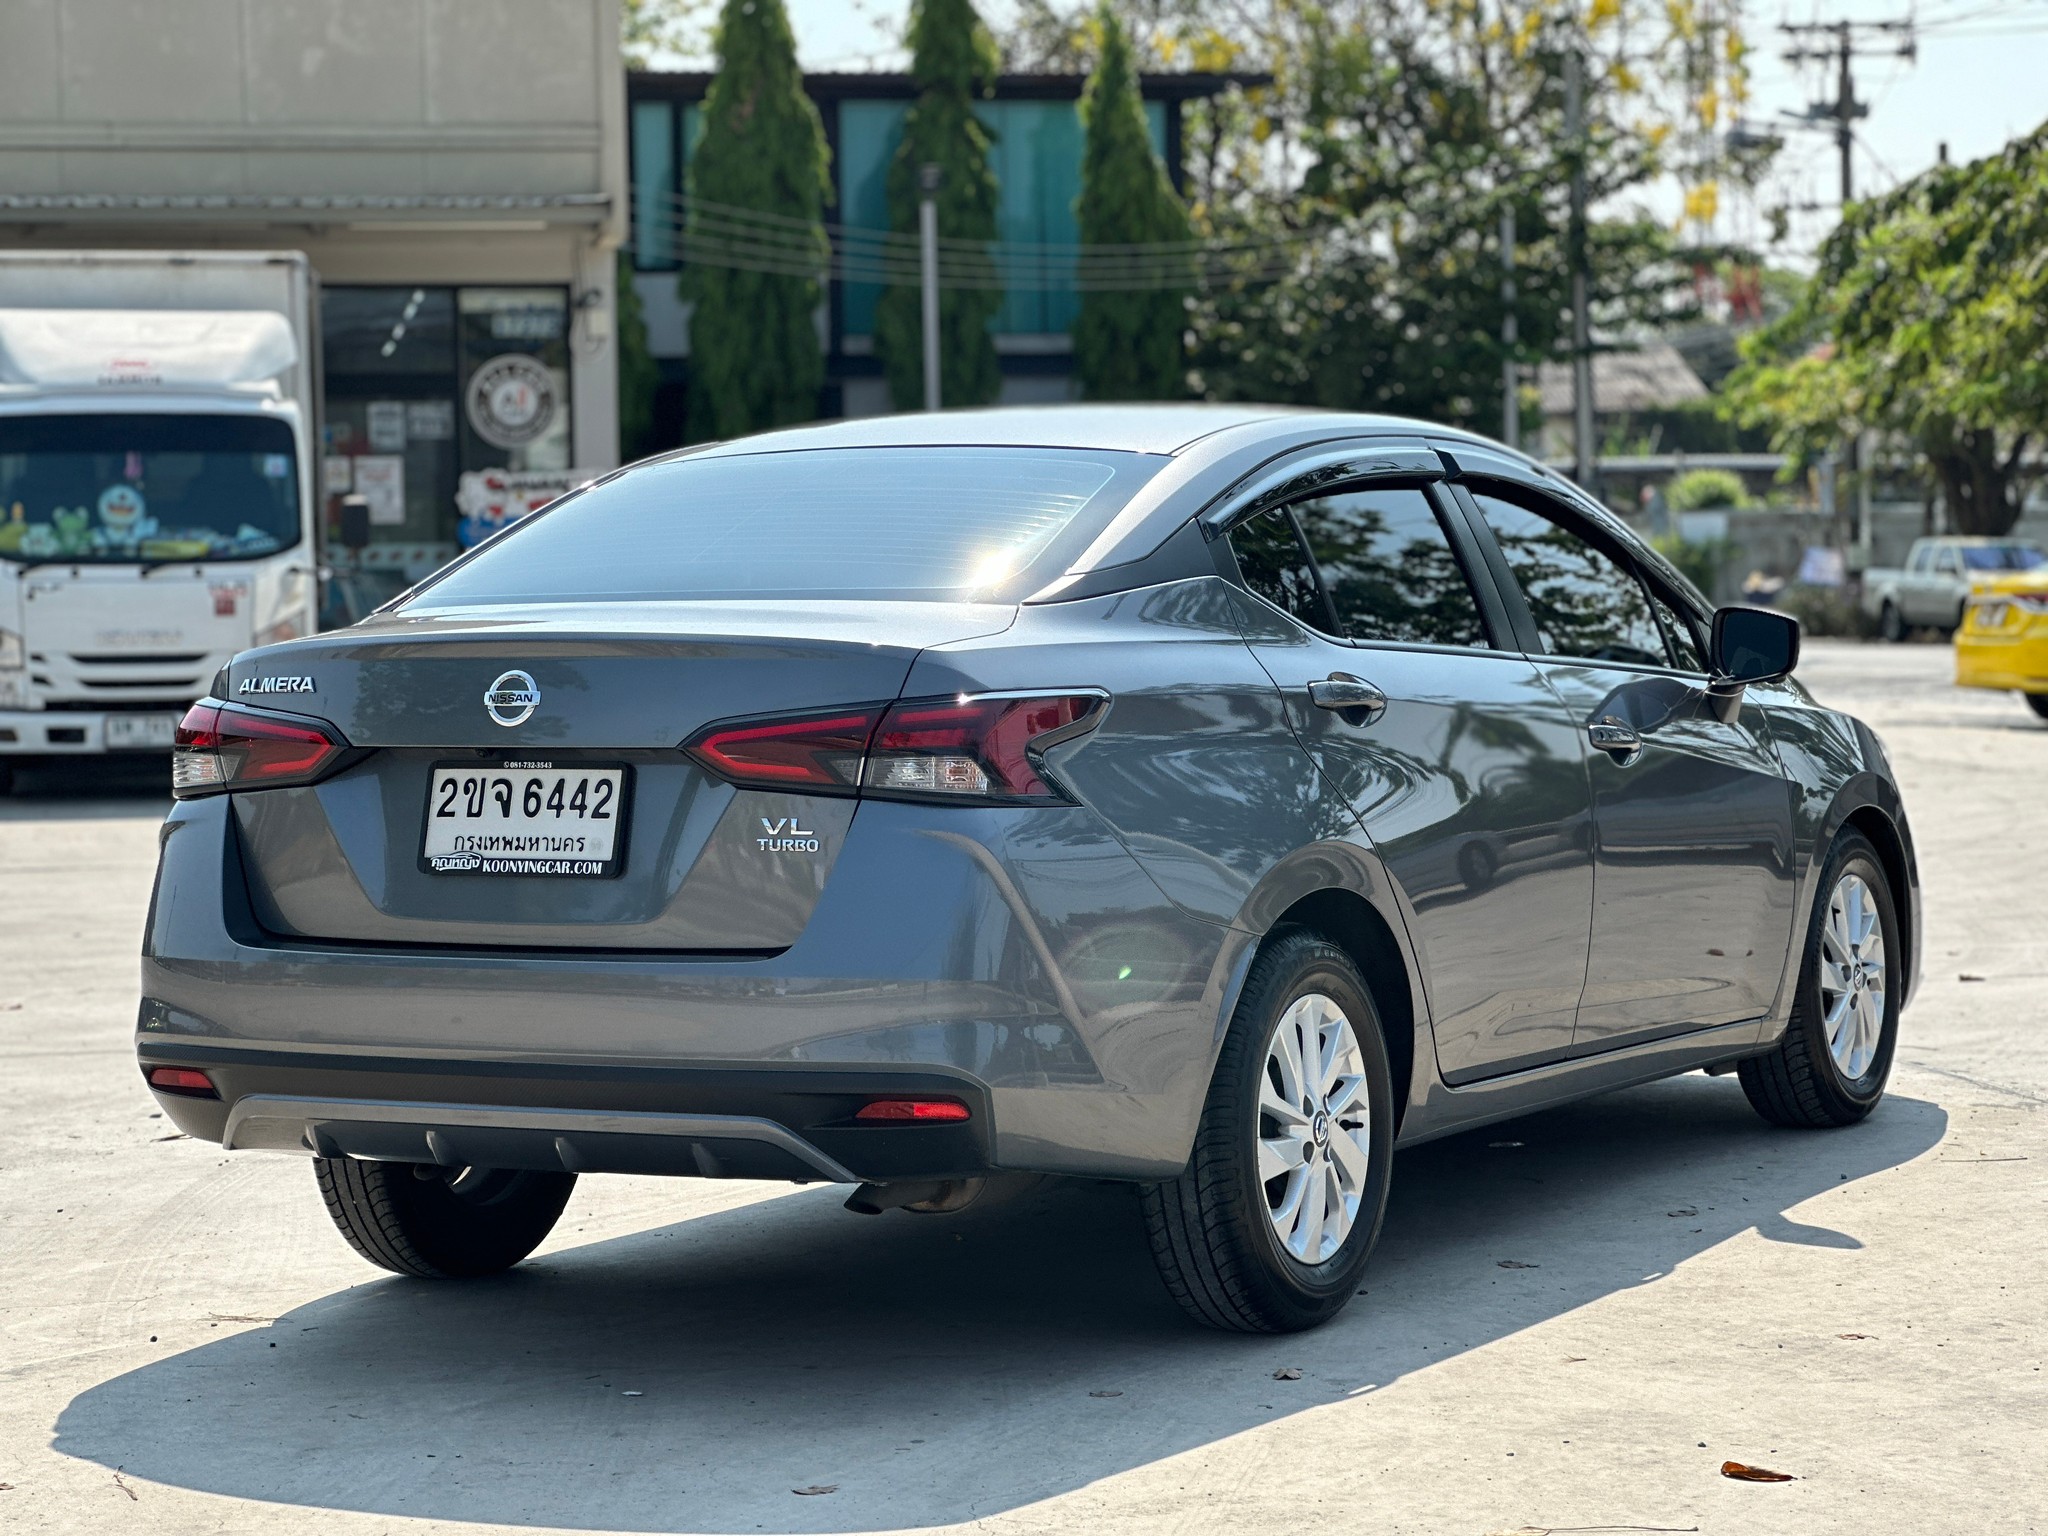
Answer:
[55,1074,1945,1533]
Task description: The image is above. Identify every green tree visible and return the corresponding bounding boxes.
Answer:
[615,251,659,461]
[1073,4,1193,399]
[683,0,829,442]
[1724,123,2048,535]
[875,0,1004,411]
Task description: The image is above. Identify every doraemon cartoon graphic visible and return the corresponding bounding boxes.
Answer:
[96,483,156,547]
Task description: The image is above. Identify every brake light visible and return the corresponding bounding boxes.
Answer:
[171,700,349,798]
[684,693,1105,804]
[2014,592,2048,613]
[864,694,1104,803]
[684,706,883,793]
[854,1098,971,1122]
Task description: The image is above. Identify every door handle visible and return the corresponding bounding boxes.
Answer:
[1308,674,1387,716]
[1587,715,1643,763]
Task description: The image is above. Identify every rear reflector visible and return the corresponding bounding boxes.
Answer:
[172,700,349,799]
[146,1066,217,1098]
[854,1098,972,1123]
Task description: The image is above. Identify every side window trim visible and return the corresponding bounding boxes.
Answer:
[1453,478,1699,675]
[1221,503,1344,637]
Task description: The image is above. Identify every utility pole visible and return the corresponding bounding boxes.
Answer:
[918,162,943,413]
[1780,15,1914,569]
[1500,206,1519,449]
[1565,50,1595,492]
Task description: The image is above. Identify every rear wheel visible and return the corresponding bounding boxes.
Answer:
[314,1157,575,1278]
[2024,694,2048,722]
[1739,831,1900,1128]
[1142,930,1395,1333]
[1879,601,1906,643]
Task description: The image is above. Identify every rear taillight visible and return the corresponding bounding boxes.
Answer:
[854,1098,971,1122]
[2015,592,2048,613]
[683,693,1105,805]
[864,694,1103,802]
[171,700,350,798]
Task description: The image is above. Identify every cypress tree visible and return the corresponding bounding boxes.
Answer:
[615,250,660,460]
[1074,4,1192,399]
[684,0,829,442]
[875,0,1004,411]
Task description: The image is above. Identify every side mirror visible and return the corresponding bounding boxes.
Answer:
[1711,605,1800,685]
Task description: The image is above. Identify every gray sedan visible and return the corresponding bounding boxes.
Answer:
[140,406,1919,1333]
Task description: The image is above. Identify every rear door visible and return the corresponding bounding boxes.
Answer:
[1456,482,1797,1053]
[1219,450,1596,1083]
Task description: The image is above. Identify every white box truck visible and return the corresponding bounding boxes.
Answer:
[0,252,319,790]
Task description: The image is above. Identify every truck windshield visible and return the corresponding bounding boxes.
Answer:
[0,414,300,565]
[1961,544,2048,571]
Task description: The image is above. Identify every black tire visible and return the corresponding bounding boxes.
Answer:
[1879,601,1906,643]
[1739,831,1900,1128]
[1141,929,1396,1333]
[2024,693,2048,722]
[314,1157,575,1278]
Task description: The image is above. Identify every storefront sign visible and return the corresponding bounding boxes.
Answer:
[464,353,557,449]
[366,400,408,453]
[455,467,597,548]
[353,455,408,525]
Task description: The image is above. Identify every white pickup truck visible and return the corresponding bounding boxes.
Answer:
[1862,536,2048,641]
[0,252,319,792]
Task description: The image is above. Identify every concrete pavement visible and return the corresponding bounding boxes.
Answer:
[1,640,2042,1534]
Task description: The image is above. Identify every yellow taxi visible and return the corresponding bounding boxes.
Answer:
[1956,570,2048,720]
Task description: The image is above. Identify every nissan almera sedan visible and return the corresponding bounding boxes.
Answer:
[139,406,1918,1333]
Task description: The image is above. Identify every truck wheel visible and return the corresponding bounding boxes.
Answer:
[314,1156,575,1278]
[2025,694,2048,722]
[1141,929,1395,1333]
[1879,602,1906,643]
[1739,831,1899,1129]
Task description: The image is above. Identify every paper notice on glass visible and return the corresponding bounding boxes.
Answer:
[322,456,353,495]
[353,455,408,525]
[366,400,408,453]
[405,399,455,440]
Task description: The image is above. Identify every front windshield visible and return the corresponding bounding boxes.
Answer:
[0,414,300,564]
[1961,544,2048,571]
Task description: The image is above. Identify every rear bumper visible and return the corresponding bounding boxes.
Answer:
[140,793,1246,1182]
[1954,635,2048,695]
[140,1044,991,1183]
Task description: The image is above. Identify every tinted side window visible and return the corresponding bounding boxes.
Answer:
[1290,487,1489,648]
[1471,493,1670,667]
[1652,593,1707,671]
[1228,508,1329,630]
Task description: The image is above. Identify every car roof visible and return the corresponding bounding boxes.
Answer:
[682,403,1484,459]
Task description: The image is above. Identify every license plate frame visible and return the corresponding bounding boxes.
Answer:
[419,760,632,878]
[105,713,181,750]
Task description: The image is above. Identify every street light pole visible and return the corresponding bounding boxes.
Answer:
[1565,50,1595,492]
[1500,205,1519,449]
[918,163,942,413]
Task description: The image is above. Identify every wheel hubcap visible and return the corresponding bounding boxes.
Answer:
[1258,992,1372,1264]
[1820,872,1886,1080]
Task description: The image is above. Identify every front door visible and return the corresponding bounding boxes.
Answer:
[1461,487,1798,1053]
[1223,476,1596,1083]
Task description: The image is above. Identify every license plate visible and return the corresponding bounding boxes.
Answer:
[105,713,180,749]
[421,763,628,876]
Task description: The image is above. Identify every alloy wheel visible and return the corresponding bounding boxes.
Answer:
[1820,872,1887,1080]
[1258,992,1373,1264]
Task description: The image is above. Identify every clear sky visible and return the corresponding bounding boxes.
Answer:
[692,0,2048,257]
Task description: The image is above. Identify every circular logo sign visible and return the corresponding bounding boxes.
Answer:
[484,669,540,728]
[464,353,557,449]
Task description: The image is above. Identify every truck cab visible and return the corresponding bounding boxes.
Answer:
[1865,535,2048,642]
[0,256,318,789]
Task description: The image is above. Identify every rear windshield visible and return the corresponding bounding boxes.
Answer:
[0,414,300,565]
[406,446,1164,606]
[1961,544,2048,571]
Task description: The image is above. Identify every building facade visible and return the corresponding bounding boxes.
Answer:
[626,70,1232,446]
[0,0,627,598]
